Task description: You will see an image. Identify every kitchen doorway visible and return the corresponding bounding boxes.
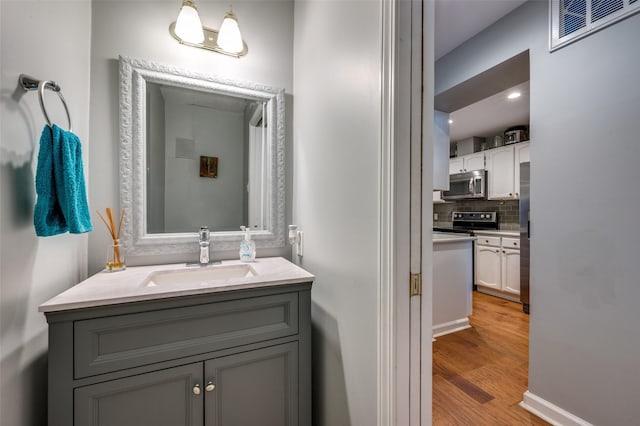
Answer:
[431,50,533,424]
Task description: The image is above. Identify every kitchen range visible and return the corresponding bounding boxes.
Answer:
[440,211,499,233]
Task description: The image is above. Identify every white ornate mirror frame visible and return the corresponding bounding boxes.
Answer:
[118,55,285,256]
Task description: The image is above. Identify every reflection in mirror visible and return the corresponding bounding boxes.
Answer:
[146,83,268,234]
[119,56,285,256]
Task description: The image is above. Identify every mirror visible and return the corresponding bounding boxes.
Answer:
[119,56,285,256]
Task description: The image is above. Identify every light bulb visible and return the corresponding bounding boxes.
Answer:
[175,0,204,44]
[217,11,244,53]
[507,91,521,100]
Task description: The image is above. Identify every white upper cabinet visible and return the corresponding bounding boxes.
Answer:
[487,141,530,199]
[449,152,485,174]
[514,141,530,198]
[465,152,486,172]
[449,157,464,174]
[487,146,515,199]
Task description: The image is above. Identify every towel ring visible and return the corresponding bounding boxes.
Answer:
[19,74,72,131]
[38,80,72,131]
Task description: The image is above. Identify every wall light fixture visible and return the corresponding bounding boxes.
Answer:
[169,0,248,58]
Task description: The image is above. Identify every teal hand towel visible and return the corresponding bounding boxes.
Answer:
[34,124,93,236]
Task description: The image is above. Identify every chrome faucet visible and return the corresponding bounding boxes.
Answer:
[198,226,210,265]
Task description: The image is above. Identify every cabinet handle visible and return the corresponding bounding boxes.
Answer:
[193,384,201,395]
[509,193,513,196]
[205,382,216,392]
[495,249,499,253]
[513,242,517,246]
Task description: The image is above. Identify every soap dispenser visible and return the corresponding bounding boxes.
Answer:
[239,226,256,262]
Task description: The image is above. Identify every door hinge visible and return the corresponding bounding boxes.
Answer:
[410,273,422,296]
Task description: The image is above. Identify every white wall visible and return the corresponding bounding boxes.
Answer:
[293,1,382,424]
[88,0,293,273]
[163,103,245,232]
[0,1,92,424]
[436,2,640,424]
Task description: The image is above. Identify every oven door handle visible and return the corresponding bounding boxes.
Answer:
[469,178,474,195]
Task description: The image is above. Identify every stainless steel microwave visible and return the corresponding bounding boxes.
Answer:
[442,169,487,200]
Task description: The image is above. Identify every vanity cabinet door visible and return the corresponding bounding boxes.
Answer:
[204,342,299,426]
[75,363,203,426]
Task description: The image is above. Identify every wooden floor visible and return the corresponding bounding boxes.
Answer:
[433,291,549,425]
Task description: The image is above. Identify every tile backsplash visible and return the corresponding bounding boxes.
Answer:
[433,199,520,231]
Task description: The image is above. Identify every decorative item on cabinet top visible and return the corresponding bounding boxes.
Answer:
[96,208,126,271]
[504,125,528,144]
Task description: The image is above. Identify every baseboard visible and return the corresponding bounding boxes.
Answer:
[476,286,521,303]
[432,318,471,339]
[520,391,594,426]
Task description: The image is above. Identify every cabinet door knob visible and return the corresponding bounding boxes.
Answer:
[193,384,201,395]
[205,382,216,392]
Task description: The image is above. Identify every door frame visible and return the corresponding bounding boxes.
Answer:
[378,0,434,424]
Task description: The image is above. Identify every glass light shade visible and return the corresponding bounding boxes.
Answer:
[217,12,244,53]
[175,1,205,44]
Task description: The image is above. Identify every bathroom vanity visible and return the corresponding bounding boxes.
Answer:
[39,257,313,426]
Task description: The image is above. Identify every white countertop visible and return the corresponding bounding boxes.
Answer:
[473,230,519,237]
[432,232,477,244]
[39,257,314,313]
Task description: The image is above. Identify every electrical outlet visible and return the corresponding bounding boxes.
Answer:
[433,213,439,221]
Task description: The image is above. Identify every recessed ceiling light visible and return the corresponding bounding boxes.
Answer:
[507,92,521,100]
[448,119,453,124]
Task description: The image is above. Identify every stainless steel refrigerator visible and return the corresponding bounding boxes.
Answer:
[519,162,530,314]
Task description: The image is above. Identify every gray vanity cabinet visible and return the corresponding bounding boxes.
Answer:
[204,342,298,425]
[45,282,312,426]
[75,362,204,426]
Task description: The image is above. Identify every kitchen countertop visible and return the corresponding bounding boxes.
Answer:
[433,232,477,244]
[39,257,314,313]
[473,230,519,237]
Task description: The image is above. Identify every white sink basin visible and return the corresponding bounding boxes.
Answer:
[144,264,256,287]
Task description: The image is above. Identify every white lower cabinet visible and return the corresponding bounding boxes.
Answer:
[501,247,521,295]
[475,243,501,290]
[475,236,520,297]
